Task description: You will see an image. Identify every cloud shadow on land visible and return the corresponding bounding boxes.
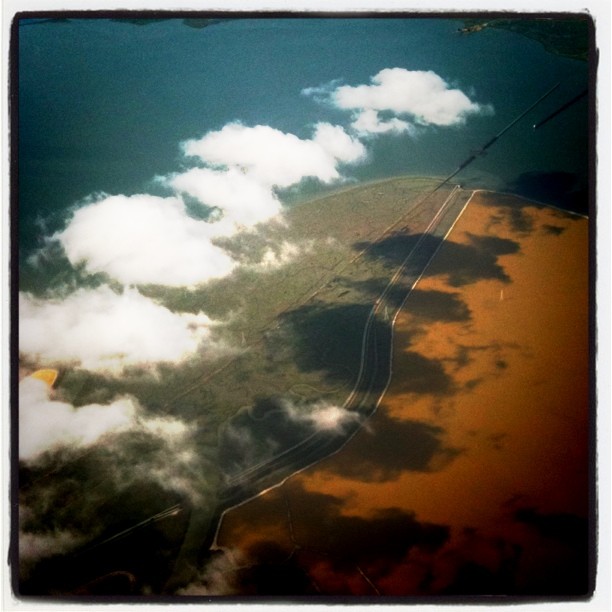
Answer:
[512,507,590,595]
[355,232,520,288]
[506,171,589,216]
[280,299,456,396]
[404,288,472,322]
[339,277,472,323]
[280,302,380,386]
[19,451,191,595]
[335,277,415,311]
[391,350,456,395]
[464,233,521,257]
[353,233,440,271]
[542,224,566,236]
[441,506,591,597]
[218,397,318,479]
[217,396,360,493]
[320,410,462,482]
[243,485,450,582]
[233,541,319,596]
[514,507,588,551]
[219,488,590,597]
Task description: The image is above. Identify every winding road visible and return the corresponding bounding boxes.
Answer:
[165,185,475,590]
[217,186,474,506]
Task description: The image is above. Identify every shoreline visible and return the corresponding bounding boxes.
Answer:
[282,174,448,207]
[286,175,588,221]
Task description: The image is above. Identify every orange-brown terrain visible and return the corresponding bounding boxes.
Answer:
[216,190,591,597]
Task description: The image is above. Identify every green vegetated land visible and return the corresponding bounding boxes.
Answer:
[54,176,456,483]
[460,17,590,61]
[20,176,459,594]
[59,176,450,418]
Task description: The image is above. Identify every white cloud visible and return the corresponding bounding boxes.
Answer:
[169,167,282,233]
[350,108,414,135]
[19,375,207,506]
[19,285,220,372]
[55,122,365,289]
[141,416,189,439]
[282,399,361,433]
[19,377,136,461]
[250,239,313,271]
[300,78,343,103]
[124,424,204,503]
[19,529,85,578]
[182,122,365,188]
[312,122,367,163]
[307,68,491,135]
[57,193,237,286]
[176,548,243,595]
[19,376,194,464]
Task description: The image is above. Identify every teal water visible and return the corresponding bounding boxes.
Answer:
[17,17,590,263]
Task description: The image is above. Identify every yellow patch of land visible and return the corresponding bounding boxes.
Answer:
[30,368,59,388]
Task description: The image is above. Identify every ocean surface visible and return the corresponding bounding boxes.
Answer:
[17,16,590,267]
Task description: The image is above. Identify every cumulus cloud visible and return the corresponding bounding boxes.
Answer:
[300,78,343,103]
[56,193,237,286]
[176,548,244,596]
[35,68,487,294]
[19,376,194,464]
[106,429,205,505]
[219,397,362,484]
[182,122,365,188]
[18,376,204,583]
[305,68,491,135]
[311,122,367,163]
[19,285,220,372]
[19,377,136,461]
[351,108,414,135]
[19,529,86,579]
[54,122,365,288]
[168,167,282,233]
[282,399,361,433]
[250,240,313,271]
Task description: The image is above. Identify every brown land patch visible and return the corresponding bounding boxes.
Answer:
[216,191,590,596]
